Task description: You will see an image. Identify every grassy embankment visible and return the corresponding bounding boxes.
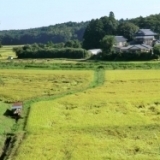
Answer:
[13,70,160,160]
[1,45,160,70]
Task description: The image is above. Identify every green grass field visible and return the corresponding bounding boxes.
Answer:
[0,102,14,155]
[12,70,160,160]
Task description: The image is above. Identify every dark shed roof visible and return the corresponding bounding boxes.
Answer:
[135,29,157,36]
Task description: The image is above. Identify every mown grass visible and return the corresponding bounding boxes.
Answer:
[13,70,160,160]
[0,102,14,155]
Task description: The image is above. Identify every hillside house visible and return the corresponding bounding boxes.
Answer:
[134,29,157,46]
[115,29,157,53]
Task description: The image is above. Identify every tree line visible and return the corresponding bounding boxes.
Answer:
[13,43,89,59]
[1,13,160,46]
[0,22,88,45]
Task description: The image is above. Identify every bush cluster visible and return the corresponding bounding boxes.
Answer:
[92,51,157,61]
[13,44,89,59]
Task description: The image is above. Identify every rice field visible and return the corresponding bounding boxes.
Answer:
[0,69,93,102]
[0,45,18,59]
[0,69,94,157]
[12,70,160,160]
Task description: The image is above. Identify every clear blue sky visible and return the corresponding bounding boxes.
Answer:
[0,0,160,30]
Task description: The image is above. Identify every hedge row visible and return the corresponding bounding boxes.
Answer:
[14,47,89,59]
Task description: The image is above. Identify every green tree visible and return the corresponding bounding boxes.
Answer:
[46,41,54,47]
[100,35,115,54]
[117,22,139,41]
[129,14,160,34]
[64,40,81,48]
[83,12,118,49]
[153,44,160,56]
[83,19,105,49]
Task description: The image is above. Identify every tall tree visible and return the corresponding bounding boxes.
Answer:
[83,19,105,49]
[83,12,118,49]
[117,22,139,41]
[100,35,115,54]
[153,44,160,56]
[109,11,115,19]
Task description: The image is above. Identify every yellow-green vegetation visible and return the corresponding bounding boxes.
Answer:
[14,70,160,160]
[0,45,18,59]
[0,69,93,102]
[0,69,94,158]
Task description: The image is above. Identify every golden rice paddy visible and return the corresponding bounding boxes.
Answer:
[13,70,160,160]
[0,69,93,102]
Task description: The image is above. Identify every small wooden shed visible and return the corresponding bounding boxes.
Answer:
[11,102,23,115]
[11,102,23,110]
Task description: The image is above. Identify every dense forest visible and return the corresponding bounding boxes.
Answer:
[0,13,160,45]
[0,22,89,45]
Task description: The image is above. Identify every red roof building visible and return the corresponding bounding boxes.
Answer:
[11,102,23,110]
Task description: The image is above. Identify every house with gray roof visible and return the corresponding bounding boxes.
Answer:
[134,29,157,46]
[119,44,153,53]
[114,29,156,53]
[114,36,127,47]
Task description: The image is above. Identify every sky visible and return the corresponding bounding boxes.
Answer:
[0,0,160,30]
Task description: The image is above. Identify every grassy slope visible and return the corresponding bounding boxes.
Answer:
[13,70,160,160]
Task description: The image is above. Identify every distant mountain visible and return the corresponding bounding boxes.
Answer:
[0,21,89,45]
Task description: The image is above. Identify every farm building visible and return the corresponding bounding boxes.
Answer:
[114,29,156,53]
[114,36,127,47]
[11,102,23,116]
[88,49,102,55]
[117,44,153,53]
[134,29,157,46]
